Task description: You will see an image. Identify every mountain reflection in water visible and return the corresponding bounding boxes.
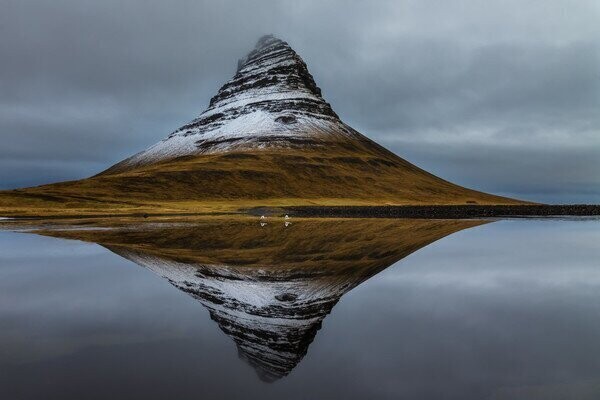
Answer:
[24,217,487,382]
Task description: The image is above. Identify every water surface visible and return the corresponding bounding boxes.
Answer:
[1,217,599,399]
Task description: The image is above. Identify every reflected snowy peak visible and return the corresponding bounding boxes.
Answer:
[30,217,487,381]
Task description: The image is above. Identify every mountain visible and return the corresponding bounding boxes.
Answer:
[0,35,525,216]
[25,216,489,381]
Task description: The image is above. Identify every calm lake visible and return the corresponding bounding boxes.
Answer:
[1,217,599,399]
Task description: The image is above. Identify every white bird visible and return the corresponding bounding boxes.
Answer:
[284,215,290,220]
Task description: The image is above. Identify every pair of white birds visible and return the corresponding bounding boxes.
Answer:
[260,215,291,227]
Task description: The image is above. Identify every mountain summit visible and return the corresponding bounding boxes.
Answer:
[0,35,525,216]
[107,35,359,173]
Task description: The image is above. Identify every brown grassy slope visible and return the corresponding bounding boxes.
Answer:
[26,216,487,275]
[0,135,527,217]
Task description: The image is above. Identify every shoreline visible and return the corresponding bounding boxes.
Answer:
[282,205,600,219]
[1,204,599,221]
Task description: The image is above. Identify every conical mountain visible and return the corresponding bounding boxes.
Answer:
[0,35,525,216]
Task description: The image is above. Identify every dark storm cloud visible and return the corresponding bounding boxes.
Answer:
[1,0,598,202]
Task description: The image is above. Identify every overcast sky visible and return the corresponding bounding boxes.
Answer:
[1,0,598,203]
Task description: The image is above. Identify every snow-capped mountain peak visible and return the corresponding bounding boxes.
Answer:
[110,35,355,172]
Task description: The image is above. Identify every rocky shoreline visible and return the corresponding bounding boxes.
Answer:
[284,205,600,219]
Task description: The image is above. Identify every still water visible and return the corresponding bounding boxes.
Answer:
[1,217,599,399]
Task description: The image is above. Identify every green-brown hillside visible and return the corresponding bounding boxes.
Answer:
[0,141,525,217]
